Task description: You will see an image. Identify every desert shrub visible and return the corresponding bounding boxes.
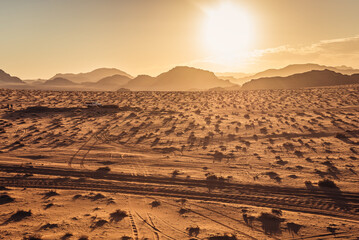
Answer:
[286,222,303,236]
[242,213,255,228]
[43,190,59,199]
[318,179,339,189]
[40,223,58,230]
[91,219,108,229]
[0,194,14,205]
[335,133,347,139]
[257,212,284,235]
[44,203,54,210]
[172,170,180,178]
[60,233,73,240]
[89,193,106,201]
[265,172,282,183]
[23,235,42,240]
[4,210,32,224]
[121,236,131,240]
[179,208,190,215]
[271,209,282,216]
[187,226,200,237]
[109,210,127,222]
[95,166,111,174]
[150,200,161,208]
[207,234,237,240]
[78,236,88,240]
[72,194,82,200]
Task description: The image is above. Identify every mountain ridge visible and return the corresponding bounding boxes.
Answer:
[0,69,24,84]
[227,63,359,85]
[50,68,133,83]
[241,69,359,90]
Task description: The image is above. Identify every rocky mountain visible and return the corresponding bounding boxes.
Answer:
[95,74,131,88]
[148,66,236,91]
[43,77,76,85]
[0,69,23,84]
[230,64,359,85]
[50,68,133,83]
[241,69,359,90]
[121,75,157,91]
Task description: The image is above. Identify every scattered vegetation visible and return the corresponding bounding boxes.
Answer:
[42,190,59,199]
[179,207,191,215]
[0,194,15,205]
[4,210,32,224]
[23,235,42,240]
[39,223,58,230]
[150,200,161,208]
[318,179,339,190]
[109,210,128,222]
[257,212,284,235]
[60,233,73,240]
[207,234,237,240]
[91,219,108,229]
[187,226,200,237]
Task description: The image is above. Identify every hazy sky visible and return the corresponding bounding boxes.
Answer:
[1,0,359,79]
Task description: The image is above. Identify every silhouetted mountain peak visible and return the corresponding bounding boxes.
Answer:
[50,68,133,83]
[152,66,235,91]
[43,77,76,85]
[242,69,359,90]
[96,74,132,86]
[0,69,23,84]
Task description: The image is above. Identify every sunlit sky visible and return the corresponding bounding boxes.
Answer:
[1,0,359,79]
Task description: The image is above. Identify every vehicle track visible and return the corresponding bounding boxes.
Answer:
[128,211,139,240]
[0,176,358,223]
[151,197,260,240]
[188,202,275,239]
[1,163,358,204]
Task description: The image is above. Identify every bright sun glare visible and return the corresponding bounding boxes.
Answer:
[203,2,254,63]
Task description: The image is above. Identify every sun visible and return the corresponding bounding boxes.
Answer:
[202,2,254,61]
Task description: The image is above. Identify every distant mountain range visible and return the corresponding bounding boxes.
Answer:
[228,63,359,85]
[241,69,359,90]
[43,77,77,86]
[0,69,23,84]
[50,68,133,83]
[145,66,235,91]
[121,75,157,91]
[2,63,359,91]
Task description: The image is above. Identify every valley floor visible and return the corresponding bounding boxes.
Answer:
[0,85,359,239]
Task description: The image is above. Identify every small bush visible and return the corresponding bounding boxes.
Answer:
[109,210,127,223]
[179,208,190,215]
[23,235,42,240]
[4,210,32,224]
[0,194,15,205]
[187,226,200,237]
[43,190,59,199]
[89,193,106,201]
[91,219,108,229]
[208,234,237,240]
[257,212,283,235]
[318,179,339,189]
[150,200,161,208]
[40,223,58,230]
[172,170,180,178]
[95,166,111,174]
[60,233,73,240]
[44,203,54,210]
[72,194,82,200]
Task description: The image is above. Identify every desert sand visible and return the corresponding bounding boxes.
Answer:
[0,85,359,239]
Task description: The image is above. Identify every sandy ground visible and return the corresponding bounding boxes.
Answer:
[0,85,359,239]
